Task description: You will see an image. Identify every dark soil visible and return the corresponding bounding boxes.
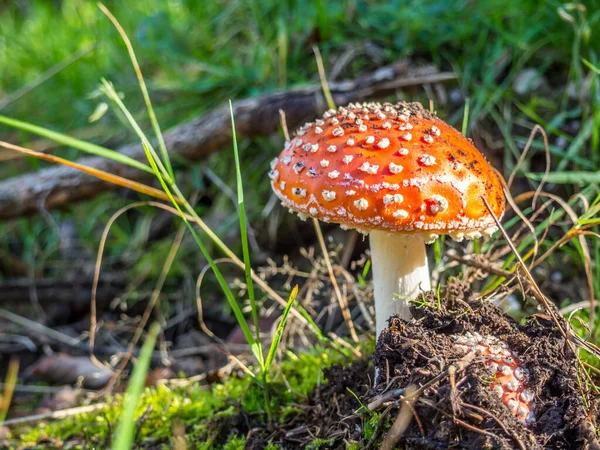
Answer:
[247,280,598,449]
[246,359,374,449]
[372,279,598,450]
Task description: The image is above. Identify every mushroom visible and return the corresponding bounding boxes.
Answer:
[455,332,535,424]
[269,102,505,336]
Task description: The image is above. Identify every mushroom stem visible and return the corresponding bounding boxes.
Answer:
[370,231,431,336]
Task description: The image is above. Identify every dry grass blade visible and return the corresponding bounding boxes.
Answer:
[0,358,18,425]
[195,258,236,342]
[279,109,291,141]
[106,222,186,393]
[512,190,596,327]
[89,200,315,351]
[0,140,179,204]
[507,125,550,208]
[98,2,173,179]
[313,218,359,343]
[498,175,539,263]
[481,196,600,396]
[380,384,419,450]
[312,46,336,111]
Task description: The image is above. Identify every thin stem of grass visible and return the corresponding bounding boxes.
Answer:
[0,358,18,425]
[98,3,174,180]
[0,115,152,173]
[462,98,470,135]
[100,79,174,185]
[230,100,263,368]
[113,322,160,450]
[313,46,336,111]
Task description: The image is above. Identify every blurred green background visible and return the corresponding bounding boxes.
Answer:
[1,0,599,323]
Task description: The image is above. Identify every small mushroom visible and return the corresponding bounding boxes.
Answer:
[269,101,505,336]
[455,332,536,424]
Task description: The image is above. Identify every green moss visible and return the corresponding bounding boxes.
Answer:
[9,341,371,448]
[221,437,246,450]
[305,438,334,449]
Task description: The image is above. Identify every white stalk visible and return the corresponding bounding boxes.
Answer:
[369,231,431,336]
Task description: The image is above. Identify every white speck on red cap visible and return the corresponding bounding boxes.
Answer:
[293,162,305,174]
[383,194,403,205]
[333,127,344,136]
[354,198,369,210]
[389,162,403,174]
[322,190,336,201]
[271,101,504,238]
[419,154,436,166]
[377,138,390,149]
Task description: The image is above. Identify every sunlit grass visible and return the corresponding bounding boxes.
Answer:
[2,0,600,446]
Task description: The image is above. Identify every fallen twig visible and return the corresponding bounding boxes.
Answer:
[2,403,106,427]
[0,61,455,220]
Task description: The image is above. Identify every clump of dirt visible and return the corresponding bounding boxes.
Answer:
[372,279,598,449]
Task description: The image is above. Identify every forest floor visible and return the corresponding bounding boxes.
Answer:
[1,1,600,449]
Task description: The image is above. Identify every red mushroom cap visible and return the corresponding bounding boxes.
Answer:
[269,102,505,240]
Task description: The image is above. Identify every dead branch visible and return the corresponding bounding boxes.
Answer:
[1,403,106,427]
[0,61,455,220]
[0,275,124,304]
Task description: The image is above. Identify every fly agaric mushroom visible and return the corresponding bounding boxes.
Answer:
[269,102,504,336]
[455,332,535,424]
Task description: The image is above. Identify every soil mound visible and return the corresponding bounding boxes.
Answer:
[373,280,598,449]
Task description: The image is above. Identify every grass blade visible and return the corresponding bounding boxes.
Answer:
[313,46,336,111]
[0,114,153,174]
[264,285,299,373]
[527,170,600,184]
[98,3,174,180]
[113,322,160,450]
[140,142,261,361]
[0,140,180,204]
[0,358,18,425]
[100,79,173,185]
[229,100,263,367]
[462,98,470,135]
